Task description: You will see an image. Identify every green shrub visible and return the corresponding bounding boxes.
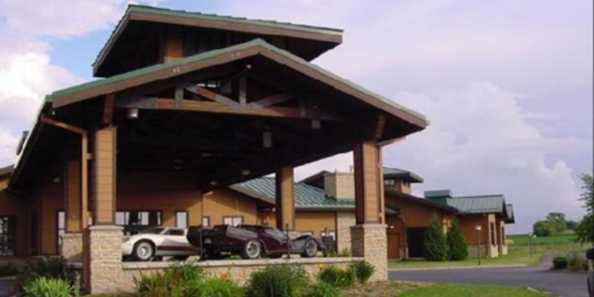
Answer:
[567,251,588,272]
[304,282,339,297]
[0,262,20,277]
[447,220,469,261]
[245,264,307,297]
[423,219,448,261]
[317,266,355,288]
[552,256,568,270]
[136,263,204,297]
[349,261,374,284]
[19,257,76,287]
[187,277,243,297]
[23,277,72,297]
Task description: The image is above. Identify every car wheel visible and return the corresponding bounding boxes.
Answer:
[301,239,318,258]
[241,240,262,259]
[133,241,155,261]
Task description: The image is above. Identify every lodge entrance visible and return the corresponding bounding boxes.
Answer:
[406,227,426,258]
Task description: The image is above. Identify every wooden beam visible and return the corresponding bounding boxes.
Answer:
[40,116,86,135]
[247,94,291,108]
[117,97,341,120]
[102,94,115,126]
[186,86,240,107]
[374,113,386,140]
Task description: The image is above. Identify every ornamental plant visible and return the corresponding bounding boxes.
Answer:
[423,218,448,261]
[447,219,469,261]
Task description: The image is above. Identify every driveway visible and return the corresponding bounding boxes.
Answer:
[390,257,587,297]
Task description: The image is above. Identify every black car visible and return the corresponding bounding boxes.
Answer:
[586,248,594,297]
[187,224,325,260]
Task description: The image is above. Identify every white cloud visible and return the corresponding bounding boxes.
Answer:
[0,128,17,166]
[0,0,160,38]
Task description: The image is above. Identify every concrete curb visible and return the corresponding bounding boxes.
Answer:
[389,264,529,271]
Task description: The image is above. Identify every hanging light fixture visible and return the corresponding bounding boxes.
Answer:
[127,108,139,119]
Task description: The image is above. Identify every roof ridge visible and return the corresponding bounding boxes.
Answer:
[452,194,504,199]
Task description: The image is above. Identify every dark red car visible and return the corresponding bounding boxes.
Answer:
[187,224,325,260]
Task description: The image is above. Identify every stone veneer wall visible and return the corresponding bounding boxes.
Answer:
[336,212,356,253]
[77,257,360,293]
[61,233,83,262]
[84,225,124,294]
[351,224,387,282]
[324,172,354,200]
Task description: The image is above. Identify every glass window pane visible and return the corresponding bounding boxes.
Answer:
[176,212,188,229]
[202,217,210,227]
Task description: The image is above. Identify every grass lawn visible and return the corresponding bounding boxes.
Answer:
[397,283,546,297]
[389,233,586,269]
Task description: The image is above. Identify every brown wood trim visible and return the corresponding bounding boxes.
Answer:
[129,10,343,44]
[40,116,86,135]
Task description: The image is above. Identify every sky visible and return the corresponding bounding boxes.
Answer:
[0,0,591,234]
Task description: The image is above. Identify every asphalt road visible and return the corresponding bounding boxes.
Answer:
[390,263,588,297]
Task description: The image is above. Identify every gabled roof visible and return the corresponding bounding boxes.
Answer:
[229,177,354,211]
[49,38,428,128]
[383,167,423,183]
[385,188,458,214]
[94,5,343,76]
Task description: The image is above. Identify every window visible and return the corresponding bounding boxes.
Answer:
[320,230,337,253]
[223,216,243,226]
[116,210,162,234]
[321,230,336,240]
[0,216,15,256]
[165,228,185,236]
[201,216,210,227]
[384,179,395,186]
[175,211,188,229]
[57,211,65,249]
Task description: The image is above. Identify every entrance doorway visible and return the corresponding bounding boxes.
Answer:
[406,227,427,258]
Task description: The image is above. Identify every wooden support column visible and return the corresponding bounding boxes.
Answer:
[65,160,82,232]
[353,141,384,224]
[93,127,117,225]
[275,166,295,230]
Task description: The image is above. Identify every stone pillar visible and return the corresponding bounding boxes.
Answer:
[83,127,122,293]
[275,166,295,230]
[84,225,124,294]
[336,212,356,253]
[351,141,388,281]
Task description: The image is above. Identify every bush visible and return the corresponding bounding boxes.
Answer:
[0,262,20,277]
[245,264,307,297]
[304,282,339,297]
[317,266,355,288]
[22,277,72,297]
[187,277,243,297]
[136,263,204,297]
[349,261,374,284]
[567,251,588,272]
[552,256,568,270]
[423,219,448,261]
[19,257,76,287]
[447,220,468,261]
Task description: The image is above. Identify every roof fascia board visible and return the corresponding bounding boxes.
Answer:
[93,6,342,74]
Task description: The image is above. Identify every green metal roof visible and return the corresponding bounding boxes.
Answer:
[446,195,505,214]
[229,177,354,210]
[383,167,424,183]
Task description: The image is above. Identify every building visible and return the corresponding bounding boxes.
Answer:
[0,5,429,293]
[425,190,515,258]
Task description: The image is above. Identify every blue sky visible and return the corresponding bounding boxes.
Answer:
[0,0,592,233]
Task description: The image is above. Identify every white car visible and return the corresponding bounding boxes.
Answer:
[121,227,198,261]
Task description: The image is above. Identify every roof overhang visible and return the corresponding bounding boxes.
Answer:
[385,189,458,214]
[94,5,343,76]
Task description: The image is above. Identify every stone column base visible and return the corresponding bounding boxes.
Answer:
[61,233,83,262]
[84,225,124,294]
[351,224,387,282]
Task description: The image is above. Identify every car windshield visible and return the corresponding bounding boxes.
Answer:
[139,227,165,234]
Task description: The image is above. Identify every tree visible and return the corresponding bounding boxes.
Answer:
[447,219,468,261]
[423,218,448,261]
[533,220,552,237]
[577,173,594,245]
[566,220,578,231]
[545,212,567,234]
